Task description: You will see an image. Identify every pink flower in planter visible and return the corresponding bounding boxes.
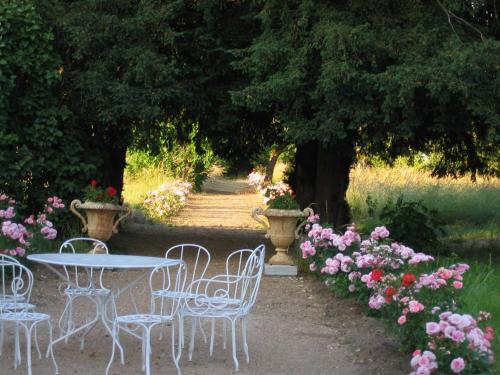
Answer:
[450,357,465,373]
[398,315,407,325]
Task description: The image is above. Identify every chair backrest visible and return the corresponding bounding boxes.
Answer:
[0,254,21,302]
[0,260,33,305]
[183,244,265,316]
[150,261,187,318]
[164,244,210,289]
[59,237,109,289]
[238,244,265,314]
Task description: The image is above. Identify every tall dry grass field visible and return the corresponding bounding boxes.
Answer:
[347,165,500,244]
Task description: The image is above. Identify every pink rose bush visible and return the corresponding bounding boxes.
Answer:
[143,181,192,221]
[300,214,495,374]
[0,194,64,258]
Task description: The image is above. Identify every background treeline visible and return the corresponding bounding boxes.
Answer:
[1,0,499,228]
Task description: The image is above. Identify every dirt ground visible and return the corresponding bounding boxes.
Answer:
[1,178,409,374]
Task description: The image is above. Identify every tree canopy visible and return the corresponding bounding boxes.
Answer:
[232,0,500,225]
[1,0,498,223]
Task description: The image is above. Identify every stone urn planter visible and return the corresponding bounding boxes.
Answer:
[70,200,132,242]
[252,207,314,266]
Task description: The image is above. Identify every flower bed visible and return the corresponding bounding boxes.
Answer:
[143,181,192,221]
[0,194,64,258]
[300,215,495,374]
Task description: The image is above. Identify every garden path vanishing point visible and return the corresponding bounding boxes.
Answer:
[3,176,409,374]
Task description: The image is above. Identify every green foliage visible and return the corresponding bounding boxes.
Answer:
[128,123,216,191]
[231,0,500,224]
[379,196,446,254]
[0,0,94,212]
[268,192,300,210]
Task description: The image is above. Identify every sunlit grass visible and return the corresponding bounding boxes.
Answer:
[122,167,173,207]
[461,260,500,373]
[347,164,500,243]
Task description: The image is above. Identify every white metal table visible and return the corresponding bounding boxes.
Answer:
[27,253,182,354]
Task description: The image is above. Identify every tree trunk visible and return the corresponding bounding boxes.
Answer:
[264,145,283,182]
[291,142,317,210]
[101,145,127,201]
[314,142,355,228]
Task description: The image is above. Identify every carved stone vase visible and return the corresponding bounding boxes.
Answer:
[252,207,314,266]
[70,200,131,242]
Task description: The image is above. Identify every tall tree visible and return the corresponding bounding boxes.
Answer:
[233,0,500,226]
[39,0,208,195]
[0,0,93,210]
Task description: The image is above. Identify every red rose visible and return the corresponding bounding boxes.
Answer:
[90,179,98,187]
[384,287,397,302]
[371,268,384,282]
[401,273,417,287]
[107,186,117,197]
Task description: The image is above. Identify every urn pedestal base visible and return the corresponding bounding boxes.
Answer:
[264,264,298,276]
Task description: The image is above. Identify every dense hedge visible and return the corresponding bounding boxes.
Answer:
[0,0,94,213]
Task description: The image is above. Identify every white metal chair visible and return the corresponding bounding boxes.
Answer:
[206,247,256,356]
[1,255,34,309]
[182,244,265,370]
[151,244,210,344]
[0,255,38,363]
[0,261,58,375]
[57,238,114,349]
[106,261,187,375]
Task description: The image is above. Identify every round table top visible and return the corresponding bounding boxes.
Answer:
[27,253,182,269]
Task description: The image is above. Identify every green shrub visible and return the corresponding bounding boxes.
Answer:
[379,195,446,254]
[268,192,300,210]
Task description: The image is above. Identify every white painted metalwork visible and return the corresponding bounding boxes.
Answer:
[56,238,112,350]
[181,244,265,370]
[151,244,210,344]
[0,256,37,364]
[27,252,182,355]
[0,262,58,375]
[106,261,187,375]
[1,254,25,303]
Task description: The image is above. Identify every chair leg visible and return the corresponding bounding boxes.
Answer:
[176,318,183,362]
[145,327,152,375]
[209,318,215,357]
[179,315,185,349]
[14,322,21,367]
[106,322,118,375]
[230,319,239,371]
[0,321,3,355]
[23,323,32,375]
[188,317,197,361]
[34,324,42,359]
[141,328,147,372]
[242,317,249,363]
[46,320,59,374]
[198,317,207,343]
[222,319,227,350]
[171,322,181,375]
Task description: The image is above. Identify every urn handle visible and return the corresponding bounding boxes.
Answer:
[70,199,88,233]
[251,207,270,237]
[112,204,132,234]
[294,207,315,239]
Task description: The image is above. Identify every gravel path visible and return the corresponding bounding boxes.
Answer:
[1,177,409,374]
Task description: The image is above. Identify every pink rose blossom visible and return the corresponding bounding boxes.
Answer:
[450,357,465,373]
